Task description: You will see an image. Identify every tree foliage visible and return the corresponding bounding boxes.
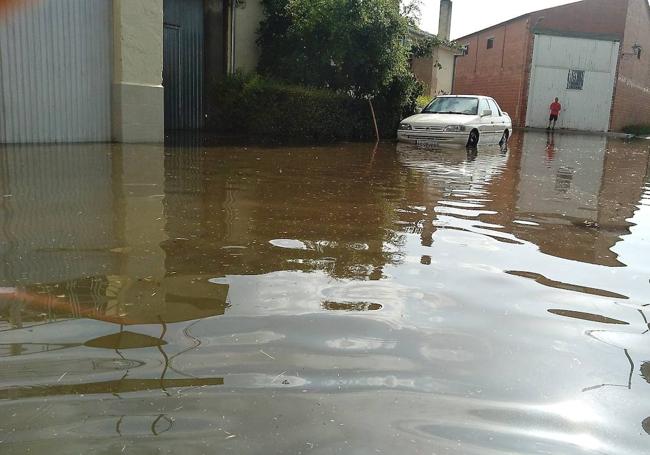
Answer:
[400,0,422,27]
[410,36,445,59]
[257,0,419,102]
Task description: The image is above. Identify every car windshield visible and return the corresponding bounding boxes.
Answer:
[423,97,479,115]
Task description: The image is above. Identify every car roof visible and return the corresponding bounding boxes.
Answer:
[437,95,486,99]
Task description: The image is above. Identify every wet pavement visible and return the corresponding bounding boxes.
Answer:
[0,131,649,454]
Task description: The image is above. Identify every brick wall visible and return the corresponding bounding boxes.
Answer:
[610,0,650,131]
[528,0,628,40]
[453,17,530,126]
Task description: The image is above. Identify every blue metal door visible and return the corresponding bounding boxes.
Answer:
[164,0,204,130]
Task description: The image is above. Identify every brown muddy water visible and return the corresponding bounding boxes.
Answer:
[1,131,649,454]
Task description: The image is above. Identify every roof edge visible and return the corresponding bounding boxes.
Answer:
[407,25,459,51]
[533,28,621,42]
[454,12,531,41]
[454,0,588,41]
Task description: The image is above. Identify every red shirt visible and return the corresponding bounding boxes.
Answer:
[550,102,562,116]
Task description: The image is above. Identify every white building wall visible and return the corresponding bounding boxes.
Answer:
[232,0,264,73]
[436,48,456,95]
[0,0,112,143]
[525,34,620,132]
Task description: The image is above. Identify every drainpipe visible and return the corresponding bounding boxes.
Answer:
[517,18,533,127]
[452,54,457,94]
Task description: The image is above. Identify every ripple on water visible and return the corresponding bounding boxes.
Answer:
[269,239,309,250]
[1,135,649,454]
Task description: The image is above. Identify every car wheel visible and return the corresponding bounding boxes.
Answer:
[467,130,479,148]
[499,130,509,146]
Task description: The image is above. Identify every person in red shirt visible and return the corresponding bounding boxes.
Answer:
[547,97,562,130]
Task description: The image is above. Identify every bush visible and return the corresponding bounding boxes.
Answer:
[622,124,650,136]
[416,95,433,109]
[257,0,411,99]
[251,0,424,142]
[206,73,414,142]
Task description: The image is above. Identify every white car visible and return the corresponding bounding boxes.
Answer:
[397,95,512,148]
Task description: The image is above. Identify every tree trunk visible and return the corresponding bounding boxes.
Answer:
[368,99,379,142]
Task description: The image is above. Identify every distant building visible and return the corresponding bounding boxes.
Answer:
[0,0,262,144]
[453,0,650,132]
[410,0,459,97]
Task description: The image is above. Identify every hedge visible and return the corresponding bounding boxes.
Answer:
[205,74,409,142]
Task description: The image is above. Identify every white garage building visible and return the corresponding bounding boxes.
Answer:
[525,34,620,132]
[453,0,650,133]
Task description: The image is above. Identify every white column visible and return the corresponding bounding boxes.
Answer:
[112,0,164,143]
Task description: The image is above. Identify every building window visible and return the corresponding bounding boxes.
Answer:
[462,44,469,55]
[567,69,585,90]
[487,38,494,49]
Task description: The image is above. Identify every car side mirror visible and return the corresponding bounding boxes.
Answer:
[481,109,492,117]
[415,106,423,114]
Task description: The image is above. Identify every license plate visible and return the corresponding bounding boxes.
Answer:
[416,139,439,148]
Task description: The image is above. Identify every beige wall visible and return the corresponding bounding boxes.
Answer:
[112,0,164,143]
[112,0,163,85]
[411,46,456,97]
[233,0,264,72]
[436,47,455,95]
[411,54,437,97]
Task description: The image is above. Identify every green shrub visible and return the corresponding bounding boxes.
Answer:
[622,124,650,136]
[417,95,433,109]
[206,73,412,142]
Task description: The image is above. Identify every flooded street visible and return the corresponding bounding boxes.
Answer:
[1,131,650,454]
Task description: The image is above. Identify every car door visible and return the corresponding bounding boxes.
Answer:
[478,98,493,143]
[495,99,512,129]
[487,99,504,142]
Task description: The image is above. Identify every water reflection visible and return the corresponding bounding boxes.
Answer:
[161,144,405,281]
[582,306,650,395]
[511,133,648,266]
[321,301,383,312]
[2,276,229,327]
[115,414,175,437]
[641,362,650,384]
[547,309,629,325]
[0,376,224,400]
[84,331,168,349]
[1,132,650,453]
[507,270,629,299]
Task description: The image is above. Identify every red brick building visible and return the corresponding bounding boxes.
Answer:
[453,0,650,132]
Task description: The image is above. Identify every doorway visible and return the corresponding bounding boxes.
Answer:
[163,0,205,131]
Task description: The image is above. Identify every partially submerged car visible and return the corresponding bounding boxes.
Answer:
[397,95,512,148]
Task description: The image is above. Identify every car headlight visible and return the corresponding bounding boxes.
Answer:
[443,125,466,132]
[398,123,412,131]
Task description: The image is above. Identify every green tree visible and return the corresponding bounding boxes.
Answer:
[257,0,423,137]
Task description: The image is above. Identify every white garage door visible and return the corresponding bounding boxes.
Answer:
[525,34,619,132]
[0,0,111,143]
